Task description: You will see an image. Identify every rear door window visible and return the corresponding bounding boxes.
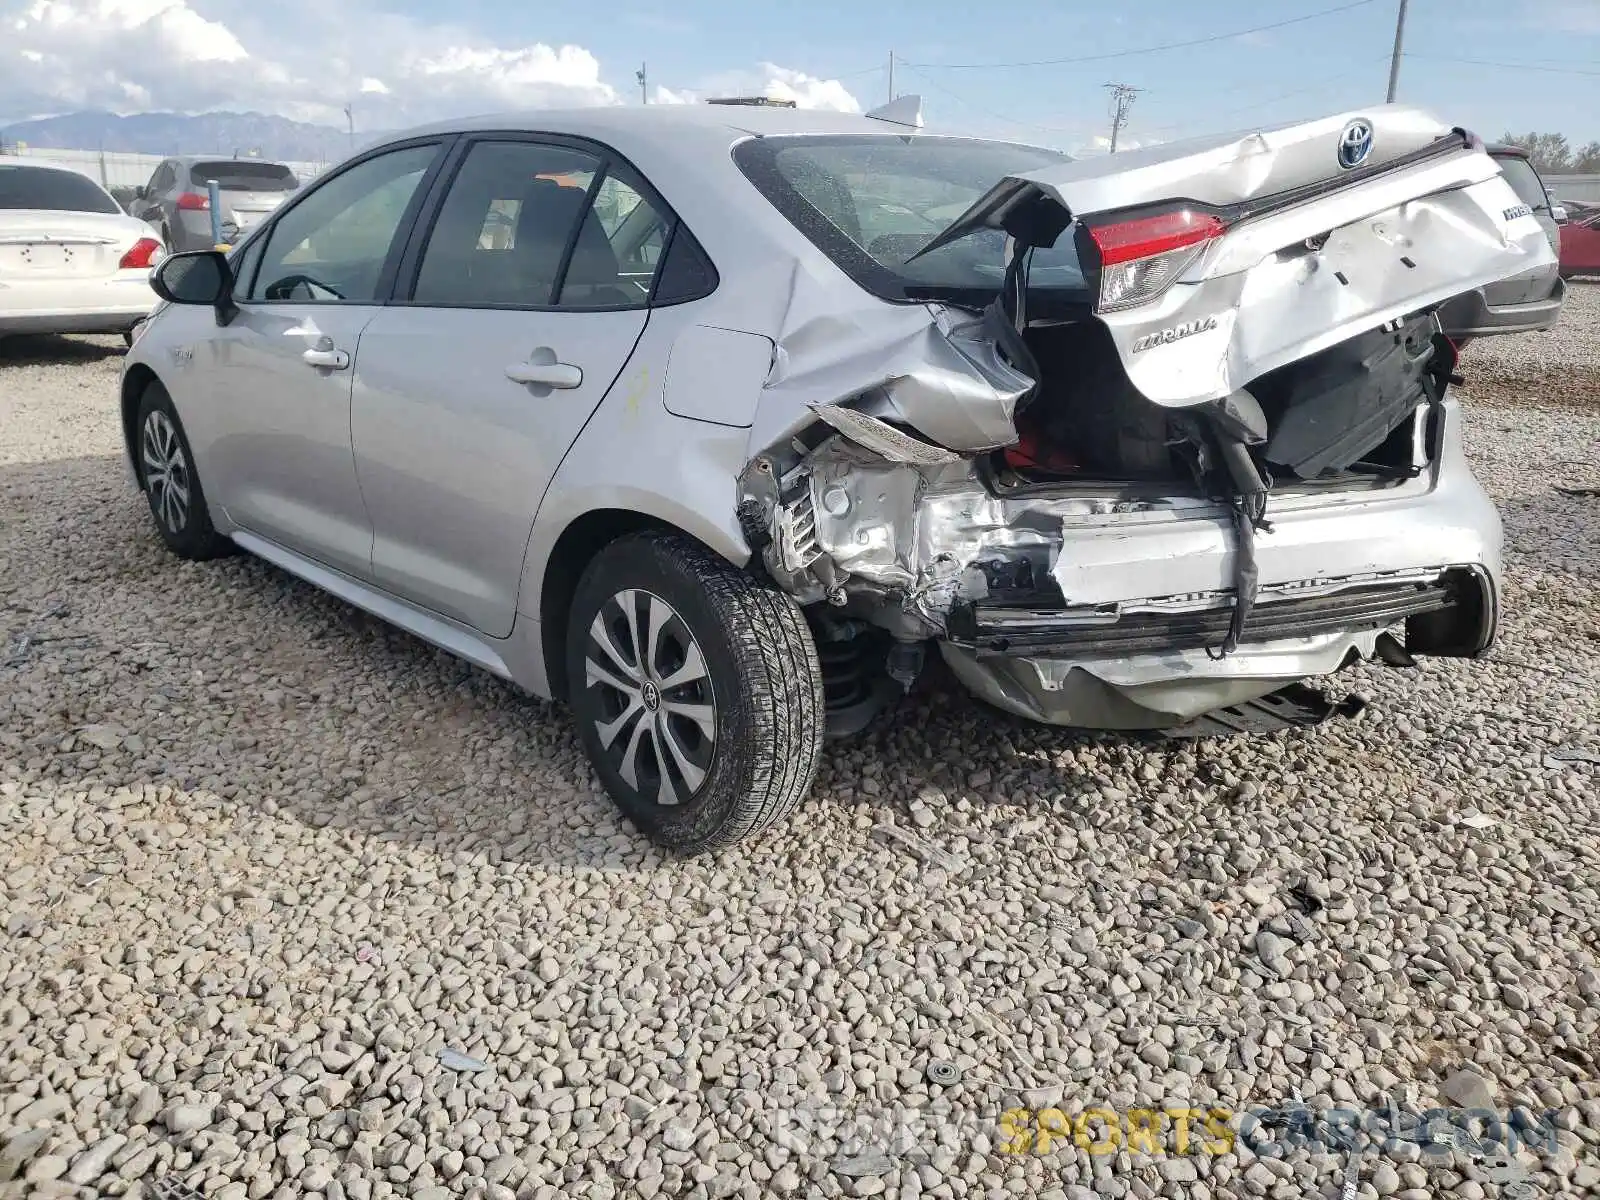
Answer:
[411,140,603,307]
[408,139,681,310]
[560,169,673,308]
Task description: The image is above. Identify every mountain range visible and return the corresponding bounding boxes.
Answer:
[0,110,358,162]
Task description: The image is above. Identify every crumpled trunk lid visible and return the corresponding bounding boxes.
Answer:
[916,103,1558,410]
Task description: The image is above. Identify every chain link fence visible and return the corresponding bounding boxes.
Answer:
[0,145,329,212]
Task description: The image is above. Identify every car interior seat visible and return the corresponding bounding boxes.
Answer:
[513,180,629,306]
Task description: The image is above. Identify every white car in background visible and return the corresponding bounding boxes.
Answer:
[0,160,163,343]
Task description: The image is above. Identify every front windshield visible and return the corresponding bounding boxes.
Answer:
[735,134,1085,300]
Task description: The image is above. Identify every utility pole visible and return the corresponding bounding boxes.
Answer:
[1385,0,1409,102]
[1104,83,1142,154]
[637,64,648,104]
[888,51,895,103]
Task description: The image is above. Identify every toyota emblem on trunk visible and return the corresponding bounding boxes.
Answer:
[1338,119,1374,169]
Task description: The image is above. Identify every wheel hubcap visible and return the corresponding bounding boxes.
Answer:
[141,409,190,533]
[584,589,716,807]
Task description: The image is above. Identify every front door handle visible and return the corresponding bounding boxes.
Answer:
[505,349,582,390]
[302,345,350,371]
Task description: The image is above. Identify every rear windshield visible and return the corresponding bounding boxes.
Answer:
[190,161,298,191]
[734,135,1085,302]
[1492,154,1550,212]
[0,165,120,213]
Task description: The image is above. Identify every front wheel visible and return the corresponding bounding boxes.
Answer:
[565,532,825,854]
[134,382,234,561]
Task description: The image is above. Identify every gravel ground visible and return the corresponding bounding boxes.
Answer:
[2,290,1598,1200]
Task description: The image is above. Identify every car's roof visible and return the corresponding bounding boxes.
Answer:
[0,158,93,175]
[167,154,295,166]
[387,103,996,145]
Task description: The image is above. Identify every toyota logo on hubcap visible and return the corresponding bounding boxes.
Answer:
[641,681,661,711]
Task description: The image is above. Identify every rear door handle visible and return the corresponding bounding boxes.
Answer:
[505,356,582,389]
[302,346,350,371]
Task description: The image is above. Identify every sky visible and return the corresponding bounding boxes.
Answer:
[5,0,1599,151]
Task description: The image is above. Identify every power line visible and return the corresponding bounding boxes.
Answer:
[830,64,891,80]
[1402,53,1600,79]
[1139,56,1393,136]
[892,63,1086,137]
[904,0,1379,71]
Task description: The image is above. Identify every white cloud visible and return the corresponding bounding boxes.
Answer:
[756,64,861,112]
[3,0,616,124]
[677,63,860,112]
[1073,133,1158,156]
[2,0,862,132]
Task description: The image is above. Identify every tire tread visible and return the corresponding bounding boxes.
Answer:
[572,531,824,853]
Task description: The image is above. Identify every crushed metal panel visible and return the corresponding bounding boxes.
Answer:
[1019,105,1455,215]
[1103,168,1553,408]
[939,628,1384,726]
[911,105,1455,265]
[809,404,960,465]
[760,302,1033,453]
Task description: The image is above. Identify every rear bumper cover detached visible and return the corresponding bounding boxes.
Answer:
[942,564,1494,728]
[756,398,1501,730]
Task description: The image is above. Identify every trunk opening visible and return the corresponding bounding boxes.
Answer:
[989,312,1454,497]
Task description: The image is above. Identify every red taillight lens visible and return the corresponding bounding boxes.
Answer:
[1088,210,1227,267]
[175,192,209,210]
[1082,208,1228,312]
[119,237,164,270]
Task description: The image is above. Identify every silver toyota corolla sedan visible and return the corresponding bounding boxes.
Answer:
[120,101,1558,852]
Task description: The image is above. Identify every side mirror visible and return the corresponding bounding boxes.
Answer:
[151,251,237,324]
[134,186,148,201]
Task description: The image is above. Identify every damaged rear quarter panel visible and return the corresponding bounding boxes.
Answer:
[752,298,1032,455]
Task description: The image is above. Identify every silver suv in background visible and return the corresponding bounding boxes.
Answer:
[1436,144,1566,341]
[132,156,299,252]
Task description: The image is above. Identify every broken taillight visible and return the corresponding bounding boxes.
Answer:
[1081,207,1227,312]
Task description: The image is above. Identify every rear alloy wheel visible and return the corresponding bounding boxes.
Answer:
[585,588,718,807]
[566,532,825,853]
[135,383,234,561]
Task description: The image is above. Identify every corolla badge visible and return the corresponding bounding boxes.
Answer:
[1338,119,1374,170]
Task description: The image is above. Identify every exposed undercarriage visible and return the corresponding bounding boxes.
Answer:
[740,312,1499,732]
